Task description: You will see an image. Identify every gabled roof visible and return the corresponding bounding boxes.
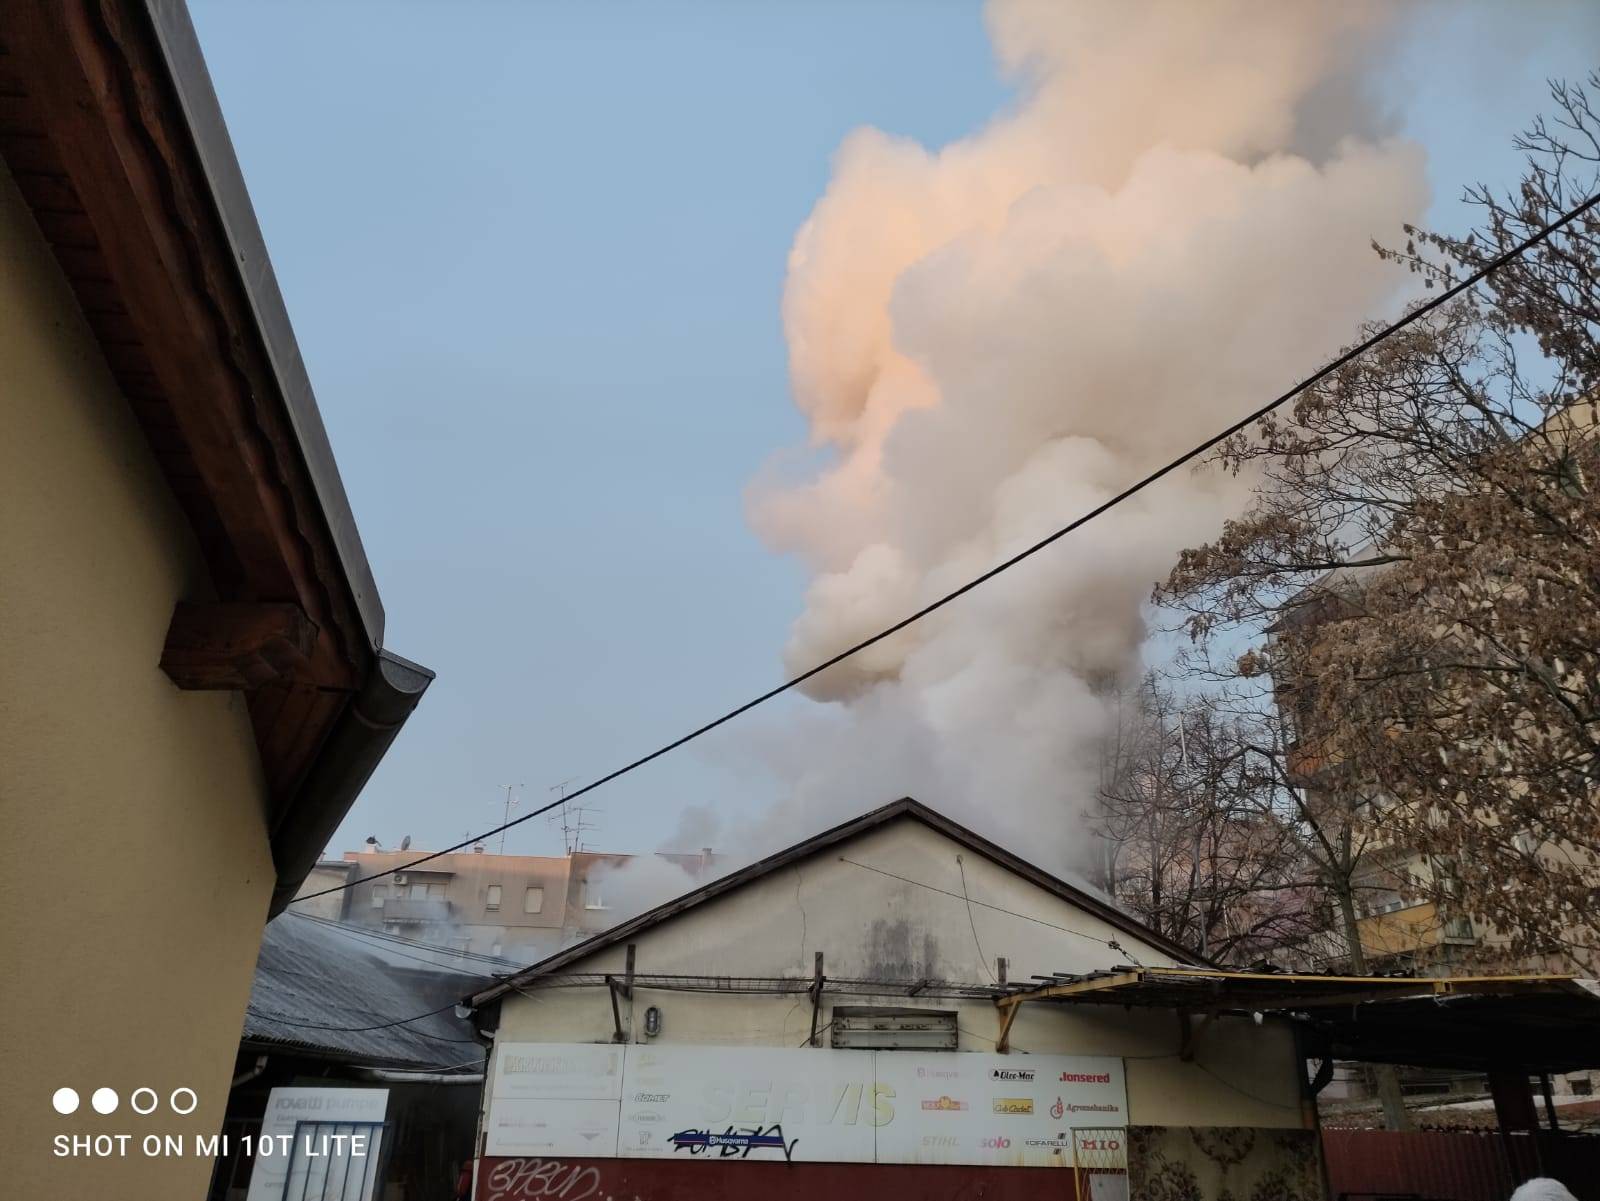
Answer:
[0,0,433,911]
[468,797,1203,1007]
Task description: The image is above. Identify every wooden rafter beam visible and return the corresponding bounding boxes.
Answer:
[160,602,317,690]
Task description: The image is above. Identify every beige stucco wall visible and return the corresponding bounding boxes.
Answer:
[491,818,1308,1131]
[0,160,277,1200]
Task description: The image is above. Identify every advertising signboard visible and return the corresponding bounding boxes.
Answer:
[483,1043,1126,1169]
[244,1087,388,1201]
[873,1052,1126,1167]
[617,1044,879,1163]
[484,1043,624,1157]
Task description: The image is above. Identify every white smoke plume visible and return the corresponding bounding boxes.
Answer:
[735,0,1427,866]
[588,2,1443,923]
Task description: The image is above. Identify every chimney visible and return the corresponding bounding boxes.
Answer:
[701,847,713,872]
[473,844,485,854]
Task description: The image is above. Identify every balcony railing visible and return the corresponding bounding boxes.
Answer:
[378,897,453,924]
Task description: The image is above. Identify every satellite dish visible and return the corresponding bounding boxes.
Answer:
[400,834,412,851]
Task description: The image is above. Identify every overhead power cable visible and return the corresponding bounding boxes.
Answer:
[245,1000,461,1035]
[295,188,1600,906]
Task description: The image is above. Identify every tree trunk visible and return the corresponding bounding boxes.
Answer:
[1336,882,1413,1131]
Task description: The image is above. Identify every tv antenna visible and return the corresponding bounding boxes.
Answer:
[546,780,600,853]
[496,784,525,855]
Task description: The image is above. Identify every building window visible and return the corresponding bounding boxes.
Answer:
[486,885,502,911]
[829,1007,958,1051]
[524,886,544,914]
[370,887,385,908]
[584,888,606,911]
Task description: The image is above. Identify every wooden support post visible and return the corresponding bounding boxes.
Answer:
[606,975,624,1044]
[623,943,636,1001]
[808,951,825,1047]
[1179,1009,1218,1062]
[1541,1073,1560,1132]
[996,999,1020,1054]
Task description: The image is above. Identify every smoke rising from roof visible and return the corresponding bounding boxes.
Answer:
[732,0,1426,864]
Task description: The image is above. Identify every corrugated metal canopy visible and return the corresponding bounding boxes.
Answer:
[242,913,510,1070]
[999,966,1600,1073]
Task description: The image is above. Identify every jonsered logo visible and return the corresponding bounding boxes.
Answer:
[1058,1071,1112,1084]
[990,1068,1035,1082]
[992,1097,1034,1115]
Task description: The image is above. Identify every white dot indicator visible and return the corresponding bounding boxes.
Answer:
[91,1087,119,1115]
[170,1087,198,1115]
[52,1087,80,1115]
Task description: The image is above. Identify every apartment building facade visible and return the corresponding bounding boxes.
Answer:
[299,844,720,961]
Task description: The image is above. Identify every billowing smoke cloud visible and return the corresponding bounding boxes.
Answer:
[739,0,1426,863]
[597,1,1436,918]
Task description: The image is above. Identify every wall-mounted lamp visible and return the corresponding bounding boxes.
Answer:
[643,1006,662,1038]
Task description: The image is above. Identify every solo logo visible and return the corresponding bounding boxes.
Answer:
[992,1097,1033,1115]
[980,1136,1012,1149]
[990,1068,1034,1083]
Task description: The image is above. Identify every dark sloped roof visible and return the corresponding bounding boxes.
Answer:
[998,965,1600,1073]
[244,913,510,1070]
[469,797,1205,1008]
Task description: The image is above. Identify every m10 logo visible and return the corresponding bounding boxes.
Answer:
[979,1136,1011,1149]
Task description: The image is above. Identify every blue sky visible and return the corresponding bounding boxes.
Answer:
[188,1,1595,859]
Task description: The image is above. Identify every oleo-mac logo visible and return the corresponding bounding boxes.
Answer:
[1059,1071,1112,1084]
[921,1096,967,1111]
[992,1097,1033,1115]
[990,1068,1034,1083]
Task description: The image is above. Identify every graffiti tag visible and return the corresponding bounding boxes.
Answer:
[482,1157,603,1201]
[668,1124,798,1162]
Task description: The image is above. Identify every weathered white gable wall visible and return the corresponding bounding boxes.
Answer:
[494,816,1306,1129]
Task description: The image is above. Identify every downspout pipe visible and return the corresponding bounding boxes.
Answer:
[231,1056,269,1089]
[352,1068,484,1086]
[268,650,434,915]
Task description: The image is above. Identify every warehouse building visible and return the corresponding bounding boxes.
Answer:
[463,798,1327,1201]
